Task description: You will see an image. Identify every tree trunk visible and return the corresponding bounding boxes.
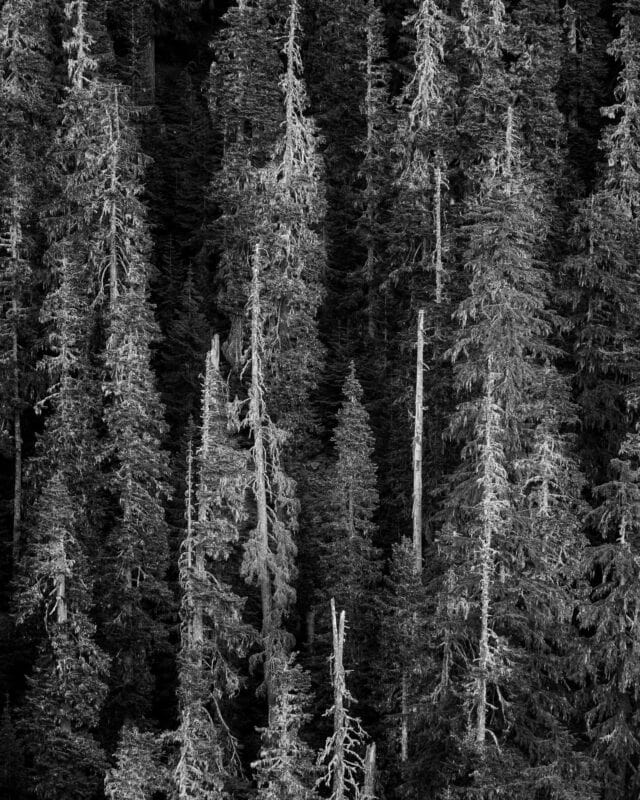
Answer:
[400,673,409,763]
[108,87,120,312]
[412,309,425,572]
[434,162,443,306]
[363,742,376,800]
[331,598,347,800]
[476,358,499,753]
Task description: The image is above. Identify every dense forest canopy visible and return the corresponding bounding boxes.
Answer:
[2,0,640,798]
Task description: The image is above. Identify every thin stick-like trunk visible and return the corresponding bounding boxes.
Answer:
[400,673,409,763]
[412,309,425,571]
[476,359,499,752]
[433,162,443,306]
[9,171,22,560]
[331,598,347,800]
[363,742,376,800]
[108,87,120,311]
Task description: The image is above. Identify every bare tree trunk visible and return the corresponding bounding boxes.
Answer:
[108,87,120,312]
[476,358,499,752]
[9,173,22,560]
[400,673,409,763]
[331,598,347,800]
[363,742,376,800]
[412,309,425,572]
[56,574,67,625]
[433,163,443,306]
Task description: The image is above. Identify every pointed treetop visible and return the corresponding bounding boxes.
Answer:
[342,361,363,405]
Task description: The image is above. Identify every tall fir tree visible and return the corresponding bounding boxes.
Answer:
[315,362,380,676]
[252,649,318,800]
[174,337,253,800]
[97,80,172,730]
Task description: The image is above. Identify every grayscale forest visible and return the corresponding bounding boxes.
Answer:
[1,0,639,798]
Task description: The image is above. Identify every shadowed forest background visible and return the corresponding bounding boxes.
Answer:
[2,0,640,798]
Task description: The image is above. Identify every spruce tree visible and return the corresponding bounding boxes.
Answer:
[15,473,110,800]
[97,80,171,728]
[241,243,299,707]
[428,80,594,794]
[174,337,253,800]
[315,362,380,672]
[105,725,171,800]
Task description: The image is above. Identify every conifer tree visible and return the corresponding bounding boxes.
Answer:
[316,362,380,671]
[15,473,110,800]
[252,649,318,800]
[428,87,593,794]
[175,337,253,800]
[209,0,284,341]
[97,80,172,728]
[258,0,325,434]
[211,0,325,434]
[105,725,171,800]
[242,243,299,706]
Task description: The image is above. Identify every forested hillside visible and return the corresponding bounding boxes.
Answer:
[1,0,639,798]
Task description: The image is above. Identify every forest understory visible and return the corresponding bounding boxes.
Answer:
[2,0,640,799]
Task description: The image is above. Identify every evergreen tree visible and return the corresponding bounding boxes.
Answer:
[252,650,318,800]
[97,81,172,728]
[428,87,593,794]
[105,725,171,800]
[316,362,380,671]
[174,337,253,800]
[241,243,299,706]
[15,473,110,800]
